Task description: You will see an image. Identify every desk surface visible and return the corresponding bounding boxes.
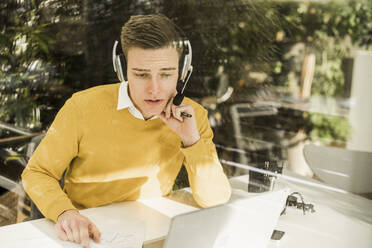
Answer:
[0,196,197,247]
[230,173,372,248]
[1,173,372,248]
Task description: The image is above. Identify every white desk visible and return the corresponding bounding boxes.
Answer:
[230,172,372,248]
[1,173,372,248]
[0,196,197,248]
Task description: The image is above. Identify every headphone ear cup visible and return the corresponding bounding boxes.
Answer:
[176,52,187,100]
[122,54,127,82]
[114,56,122,82]
[178,53,186,80]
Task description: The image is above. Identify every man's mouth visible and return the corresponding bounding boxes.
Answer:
[144,99,163,106]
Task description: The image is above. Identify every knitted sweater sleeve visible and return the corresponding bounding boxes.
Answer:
[21,97,80,222]
[180,107,231,207]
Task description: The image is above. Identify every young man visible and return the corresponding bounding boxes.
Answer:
[22,14,231,247]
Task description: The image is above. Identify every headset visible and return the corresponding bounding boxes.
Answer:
[112,39,193,106]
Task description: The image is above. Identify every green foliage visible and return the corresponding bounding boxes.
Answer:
[0,0,137,131]
[0,1,58,130]
[312,49,345,96]
[269,0,372,97]
[264,0,372,145]
[163,0,284,94]
[2,0,371,146]
[307,113,351,146]
[330,0,372,48]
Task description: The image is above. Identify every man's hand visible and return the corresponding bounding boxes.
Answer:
[159,96,200,147]
[55,209,101,248]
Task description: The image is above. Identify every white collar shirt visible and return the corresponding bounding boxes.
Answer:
[116,81,158,121]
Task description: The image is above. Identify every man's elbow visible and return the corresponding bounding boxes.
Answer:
[194,184,232,208]
[21,165,44,193]
[21,167,32,192]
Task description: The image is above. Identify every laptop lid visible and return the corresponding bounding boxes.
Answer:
[163,188,289,248]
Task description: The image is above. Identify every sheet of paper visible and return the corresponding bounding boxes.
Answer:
[2,231,144,248]
[61,231,144,248]
[0,214,145,248]
[61,215,146,248]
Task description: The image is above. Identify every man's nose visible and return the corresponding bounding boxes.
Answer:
[147,77,160,95]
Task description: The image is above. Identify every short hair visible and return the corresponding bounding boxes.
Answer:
[121,14,183,58]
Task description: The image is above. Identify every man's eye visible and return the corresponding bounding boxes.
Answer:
[161,73,172,78]
[135,73,148,78]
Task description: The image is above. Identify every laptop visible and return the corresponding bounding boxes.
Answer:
[163,188,289,248]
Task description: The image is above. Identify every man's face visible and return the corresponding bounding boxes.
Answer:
[126,46,179,119]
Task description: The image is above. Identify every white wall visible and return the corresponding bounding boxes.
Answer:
[348,50,372,152]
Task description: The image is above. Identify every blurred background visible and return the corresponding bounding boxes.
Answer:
[1,0,372,226]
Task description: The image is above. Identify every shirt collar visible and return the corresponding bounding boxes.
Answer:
[117,81,158,121]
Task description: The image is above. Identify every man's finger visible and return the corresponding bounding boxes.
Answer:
[62,220,74,242]
[55,224,68,241]
[165,97,173,119]
[70,220,81,243]
[88,222,101,243]
[80,224,90,248]
[172,105,183,122]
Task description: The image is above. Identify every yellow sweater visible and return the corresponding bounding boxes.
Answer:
[21,83,231,222]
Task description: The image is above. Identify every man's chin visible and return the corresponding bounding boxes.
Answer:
[141,100,170,117]
[142,108,163,119]
[145,104,166,114]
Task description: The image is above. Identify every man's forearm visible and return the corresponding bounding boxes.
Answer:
[22,166,77,222]
[180,138,231,207]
